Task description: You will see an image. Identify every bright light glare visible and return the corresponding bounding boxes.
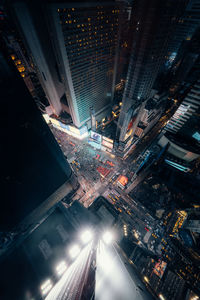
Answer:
[102,231,113,244]
[69,244,81,258]
[80,229,93,244]
[134,231,139,239]
[159,295,166,300]
[55,261,67,276]
[144,276,149,283]
[40,279,53,295]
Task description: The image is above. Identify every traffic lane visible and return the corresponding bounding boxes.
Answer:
[103,187,154,230]
[95,241,154,300]
[45,243,92,300]
[117,189,150,220]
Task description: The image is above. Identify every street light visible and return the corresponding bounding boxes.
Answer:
[102,231,113,244]
[68,244,81,259]
[40,279,53,295]
[55,261,67,276]
[80,229,93,244]
[159,294,166,300]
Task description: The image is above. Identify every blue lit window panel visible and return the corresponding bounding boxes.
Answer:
[192,132,200,142]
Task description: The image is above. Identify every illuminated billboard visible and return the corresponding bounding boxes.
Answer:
[49,117,60,126]
[117,175,128,186]
[153,261,167,279]
[43,114,50,124]
[101,146,112,153]
[91,131,102,144]
[102,139,113,149]
[68,125,80,135]
[59,121,68,129]
[102,136,113,144]
[124,137,133,151]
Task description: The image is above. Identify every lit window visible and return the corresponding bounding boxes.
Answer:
[17,66,25,72]
[88,18,91,21]
[72,8,75,11]
[77,24,80,28]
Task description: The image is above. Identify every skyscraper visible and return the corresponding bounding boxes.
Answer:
[167,0,200,57]
[10,1,65,116]
[165,80,200,138]
[170,27,200,89]
[116,0,185,153]
[11,1,121,129]
[0,45,77,231]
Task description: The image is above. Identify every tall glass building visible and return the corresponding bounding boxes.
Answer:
[0,46,77,231]
[48,2,121,128]
[12,1,121,129]
[116,0,186,146]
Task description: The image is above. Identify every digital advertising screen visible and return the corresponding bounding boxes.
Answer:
[102,136,113,144]
[91,131,102,144]
[102,139,113,149]
[153,261,167,279]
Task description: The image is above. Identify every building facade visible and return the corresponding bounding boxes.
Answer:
[165,80,200,138]
[11,1,122,129]
[116,0,183,151]
[0,46,77,231]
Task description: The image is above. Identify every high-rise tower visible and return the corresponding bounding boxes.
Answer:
[0,46,77,231]
[165,80,200,139]
[167,0,200,57]
[11,1,121,129]
[116,0,185,153]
